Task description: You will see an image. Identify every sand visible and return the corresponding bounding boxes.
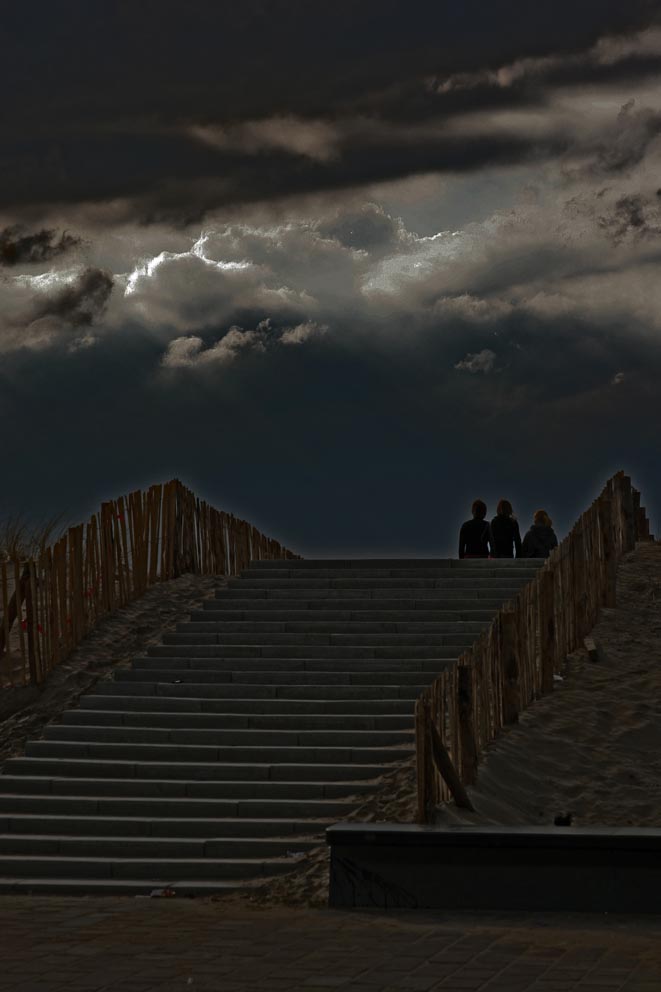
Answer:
[431,540,661,829]
[0,573,221,763]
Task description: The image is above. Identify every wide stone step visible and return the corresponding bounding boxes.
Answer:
[44,725,414,747]
[239,567,540,579]
[161,631,480,645]
[0,877,242,895]
[99,681,427,699]
[147,643,465,657]
[194,608,497,621]
[113,670,445,685]
[0,793,361,819]
[0,774,378,799]
[24,741,414,764]
[214,582,521,610]
[246,558,543,569]
[3,759,386,783]
[176,620,488,634]
[0,814,334,837]
[79,695,414,714]
[0,834,320,859]
[127,659,453,675]
[62,709,413,730]
[0,854,294,880]
[230,577,532,589]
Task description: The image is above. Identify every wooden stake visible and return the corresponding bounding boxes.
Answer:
[457,665,478,786]
[427,705,475,811]
[25,560,39,685]
[500,611,520,724]
[538,568,555,693]
[1,561,9,668]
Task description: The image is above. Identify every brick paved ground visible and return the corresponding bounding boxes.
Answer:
[2,897,661,992]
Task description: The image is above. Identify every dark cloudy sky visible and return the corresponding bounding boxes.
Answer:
[2,2,661,554]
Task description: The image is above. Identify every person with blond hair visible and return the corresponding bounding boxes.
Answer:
[458,499,492,559]
[521,509,558,558]
[490,499,522,558]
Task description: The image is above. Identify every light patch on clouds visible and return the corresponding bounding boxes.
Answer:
[430,26,661,94]
[0,264,113,352]
[433,294,514,322]
[280,320,328,345]
[105,229,318,335]
[190,116,341,162]
[454,349,497,373]
[162,327,260,368]
[612,371,625,384]
[124,233,255,296]
[12,267,81,292]
[161,319,328,369]
[361,228,469,301]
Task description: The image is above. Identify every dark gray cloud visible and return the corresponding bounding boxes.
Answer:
[29,267,114,328]
[599,192,661,241]
[1,2,660,217]
[593,100,661,173]
[317,205,406,253]
[0,226,80,266]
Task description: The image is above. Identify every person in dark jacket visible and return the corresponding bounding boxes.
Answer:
[521,509,558,558]
[458,499,492,559]
[490,499,522,558]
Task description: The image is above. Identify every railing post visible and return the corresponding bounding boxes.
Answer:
[0,562,29,662]
[621,474,636,552]
[598,491,616,608]
[24,563,39,686]
[500,611,520,724]
[538,567,555,693]
[457,665,478,785]
[415,695,431,824]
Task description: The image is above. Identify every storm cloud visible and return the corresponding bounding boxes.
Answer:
[0,226,80,266]
[2,3,661,217]
[29,267,114,328]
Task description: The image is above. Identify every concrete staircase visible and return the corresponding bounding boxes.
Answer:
[0,557,543,894]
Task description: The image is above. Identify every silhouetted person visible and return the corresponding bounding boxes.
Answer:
[490,499,522,559]
[521,509,558,558]
[458,499,492,559]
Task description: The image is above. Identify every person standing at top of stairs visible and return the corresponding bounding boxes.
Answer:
[490,499,523,559]
[522,510,559,558]
[458,500,492,559]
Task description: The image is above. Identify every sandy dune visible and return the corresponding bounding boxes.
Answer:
[439,542,661,829]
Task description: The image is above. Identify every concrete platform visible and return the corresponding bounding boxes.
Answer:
[327,823,661,912]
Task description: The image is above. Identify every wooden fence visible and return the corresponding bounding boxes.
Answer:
[415,471,653,822]
[0,479,297,689]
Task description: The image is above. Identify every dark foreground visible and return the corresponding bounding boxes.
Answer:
[2,896,661,992]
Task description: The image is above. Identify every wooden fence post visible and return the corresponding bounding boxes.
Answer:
[427,706,475,811]
[24,562,38,686]
[500,611,520,724]
[0,562,29,662]
[538,567,555,693]
[457,665,478,785]
[1,562,9,668]
[415,696,430,823]
[621,474,636,552]
[598,492,616,608]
